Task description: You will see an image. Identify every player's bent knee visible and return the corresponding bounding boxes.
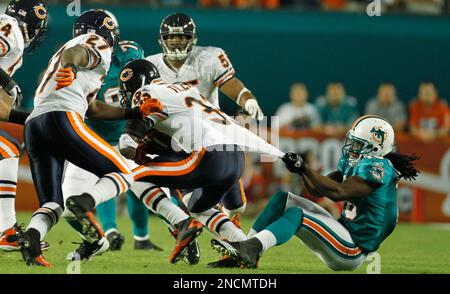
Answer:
[284,207,303,229]
[268,191,289,212]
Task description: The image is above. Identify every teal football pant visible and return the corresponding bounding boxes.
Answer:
[251,191,367,271]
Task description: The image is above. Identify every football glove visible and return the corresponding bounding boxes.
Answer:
[139,98,163,118]
[282,152,306,174]
[244,98,264,121]
[55,65,77,90]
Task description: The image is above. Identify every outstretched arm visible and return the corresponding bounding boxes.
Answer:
[282,152,377,201]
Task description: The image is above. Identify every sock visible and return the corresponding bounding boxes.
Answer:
[134,235,149,241]
[0,157,18,232]
[127,190,149,238]
[254,230,277,251]
[28,202,63,240]
[247,228,258,238]
[255,207,303,251]
[251,191,289,233]
[89,172,133,206]
[192,209,247,242]
[96,198,118,233]
[133,182,188,226]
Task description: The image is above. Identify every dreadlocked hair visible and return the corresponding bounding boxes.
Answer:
[384,152,420,182]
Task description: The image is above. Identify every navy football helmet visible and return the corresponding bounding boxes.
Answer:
[159,12,197,62]
[5,0,48,54]
[119,59,160,107]
[73,9,120,53]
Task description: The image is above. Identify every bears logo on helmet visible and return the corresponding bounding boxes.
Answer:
[120,68,133,82]
[34,5,46,20]
[5,0,48,53]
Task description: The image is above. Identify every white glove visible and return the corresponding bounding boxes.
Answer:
[119,133,139,160]
[244,98,264,121]
[9,85,23,109]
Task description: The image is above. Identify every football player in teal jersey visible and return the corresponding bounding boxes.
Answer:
[62,39,163,260]
[211,115,420,270]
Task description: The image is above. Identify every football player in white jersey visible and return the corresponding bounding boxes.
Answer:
[0,0,48,252]
[146,12,260,266]
[148,12,263,120]
[114,60,276,264]
[3,10,162,267]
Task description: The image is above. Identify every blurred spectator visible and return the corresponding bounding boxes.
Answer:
[316,82,358,137]
[275,83,321,131]
[365,83,407,131]
[409,82,450,141]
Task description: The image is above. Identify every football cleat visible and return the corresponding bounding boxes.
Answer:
[1,224,51,252]
[67,237,109,261]
[0,224,21,251]
[134,239,164,251]
[169,217,203,264]
[169,227,200,265]
[66,194,103,243]
[210,238,263,269]
[106,230,125,251]
[206,255,240,268]
[16,228,51,268]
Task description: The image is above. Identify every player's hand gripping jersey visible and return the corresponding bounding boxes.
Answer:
[0,14,24,76]
[29,33,111,121]
[338,155,398,253]
[146,46,234,108]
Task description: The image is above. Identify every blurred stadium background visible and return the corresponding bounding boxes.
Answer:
[0,0,449,243]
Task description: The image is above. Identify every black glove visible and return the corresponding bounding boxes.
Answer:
[282,152,306,174]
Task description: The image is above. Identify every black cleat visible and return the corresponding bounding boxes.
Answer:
[210,238,263,269]
[207,255,240,268]
[67,237,109,261]
[183,239,200,265]
[66,194,102,243]
[15,228,51,268]
[169,228,199,265]
[134,239,164,251]
[106,231,125,251]
[169,217,203,264]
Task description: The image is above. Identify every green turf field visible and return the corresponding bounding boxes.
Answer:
[1,212,449,274]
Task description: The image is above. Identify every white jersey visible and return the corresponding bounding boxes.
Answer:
[0,14,24,76]
[131,81,282,158]
[28,33,111,122]
[146,46,234,108]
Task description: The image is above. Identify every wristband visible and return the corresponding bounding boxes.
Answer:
[236,88,251,106]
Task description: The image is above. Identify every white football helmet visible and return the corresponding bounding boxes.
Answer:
[343,115,395,166]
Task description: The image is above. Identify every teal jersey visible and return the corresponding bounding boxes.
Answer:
[337,156,398,253]
[86,41,145,144]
